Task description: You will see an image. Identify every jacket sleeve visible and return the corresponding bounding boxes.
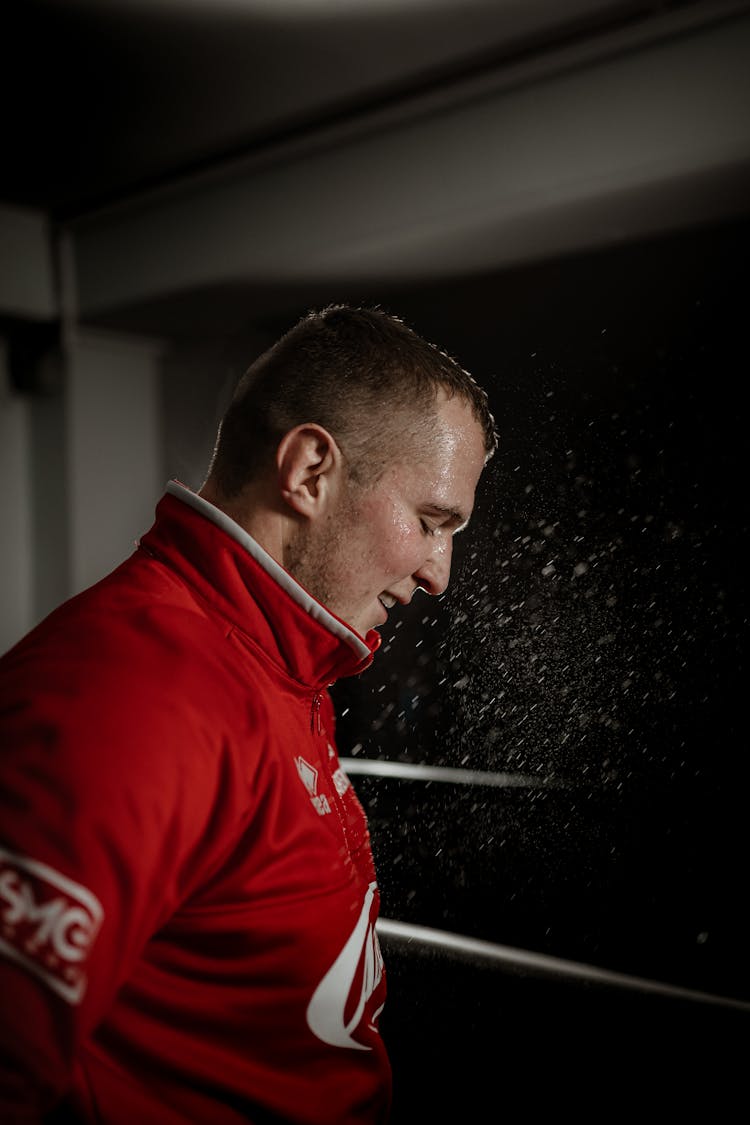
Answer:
[0,629,253,1121]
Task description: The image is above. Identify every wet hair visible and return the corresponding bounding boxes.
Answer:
[207,303,498,497]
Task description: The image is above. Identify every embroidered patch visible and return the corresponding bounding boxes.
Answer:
[326,743,351,797]
[0,848,104,1005]
[331,767,350,797]
[295,756,332,816]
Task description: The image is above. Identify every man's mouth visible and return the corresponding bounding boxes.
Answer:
[378,594,397,612]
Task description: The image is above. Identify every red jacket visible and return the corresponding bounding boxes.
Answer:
[0,481,390,1124]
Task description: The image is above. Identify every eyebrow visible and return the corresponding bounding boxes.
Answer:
[423,504,471,532]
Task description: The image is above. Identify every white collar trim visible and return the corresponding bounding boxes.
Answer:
[166,480,371,661]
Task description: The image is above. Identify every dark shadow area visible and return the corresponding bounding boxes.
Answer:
[378,936,747,1122]
[330,214,749,1004]
[351,774,745,1003]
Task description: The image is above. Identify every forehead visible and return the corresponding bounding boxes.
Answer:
[382,394,487,514]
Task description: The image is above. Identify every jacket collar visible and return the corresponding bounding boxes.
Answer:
[138,481,380,689]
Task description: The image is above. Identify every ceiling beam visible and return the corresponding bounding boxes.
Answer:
[71,7,750,323]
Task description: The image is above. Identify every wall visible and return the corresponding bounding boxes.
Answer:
[0,201,165,652]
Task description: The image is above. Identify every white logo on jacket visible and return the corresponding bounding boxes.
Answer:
[327,743,351,797]
[0,848,104,1004]
[295,756,331,816]
[306,881,384,1051]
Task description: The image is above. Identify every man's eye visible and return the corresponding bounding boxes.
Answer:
[420,520,436,536]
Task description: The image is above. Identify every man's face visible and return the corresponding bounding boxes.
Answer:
[292,392,488,638]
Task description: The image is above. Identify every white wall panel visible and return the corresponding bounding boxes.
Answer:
[66,331,164,594]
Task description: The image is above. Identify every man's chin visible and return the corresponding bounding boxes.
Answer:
[334,602,385,638]
[358,622,380,639]
[353,618,382,639]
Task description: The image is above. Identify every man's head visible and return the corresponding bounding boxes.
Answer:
[201,304,497,636]
[205,304,497,495]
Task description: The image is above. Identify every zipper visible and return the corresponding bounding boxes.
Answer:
[310,691,322,734]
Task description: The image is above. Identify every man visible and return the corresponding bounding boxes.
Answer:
[0,304,496,1123]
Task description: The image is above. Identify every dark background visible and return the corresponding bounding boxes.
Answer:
[329,213,748,1004]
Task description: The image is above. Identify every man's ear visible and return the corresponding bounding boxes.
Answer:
[276,424,343,518]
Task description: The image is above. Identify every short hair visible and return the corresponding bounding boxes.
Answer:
[207,303,498,497]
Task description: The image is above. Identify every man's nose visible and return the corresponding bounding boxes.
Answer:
[414,537,453,597]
